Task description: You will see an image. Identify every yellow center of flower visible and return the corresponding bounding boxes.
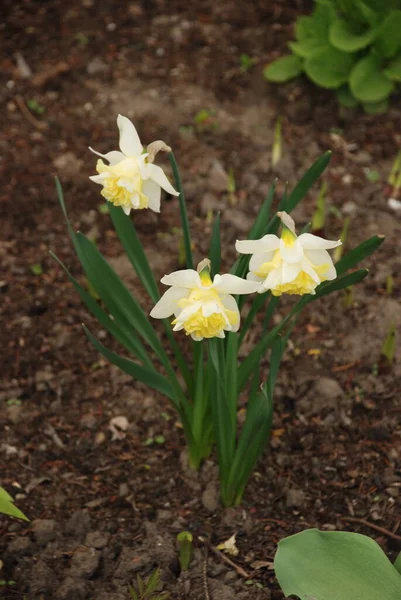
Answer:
[172,285,238,339]
[96,158,148,209]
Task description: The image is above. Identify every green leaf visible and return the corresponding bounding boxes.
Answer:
[350,55,394,103]
[384,53,401,81]
[209,212,221,276]
[336,85,359,107]
[363,98,389,114]
[335,235,384,276]
[169,152,193,269]
[285,151,331,213]
[375,10,401,57]
[288,40,327,59]
[329,20,378,52]
[83,326,177,402]
[50,252,152,364]
[312,269,369,300]
[75,232,169,368]
[274,529,401,600]
[263,55,303,83]
[394,552,401,575]
[305,47,355,89]
[0,487,28,521]
[225,381,273,506]
[108,203,159,303]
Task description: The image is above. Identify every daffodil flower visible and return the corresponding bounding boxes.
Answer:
[150,259,260,341]
[89,115,178,215]
[236,212,342,296]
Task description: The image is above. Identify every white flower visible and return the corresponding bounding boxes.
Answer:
[236,212,342,296]
[150,259,260,341]
[89,115,178,215]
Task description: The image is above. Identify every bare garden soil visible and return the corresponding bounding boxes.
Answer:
[1,1,401,598]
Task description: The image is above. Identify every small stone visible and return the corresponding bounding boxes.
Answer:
[286,488,305,508]
[201,481,220,513]
[113,547,150,578]
[30,560,58,595]
[66,510,91,540]
[209,160,229,193]
[118,482,129,497]
[55,576,88,600]
[85,530,111,549]
[7,536,33,556]
[70,547,100,578]
[52,152,83,178]
[32,519,59,545]
[86,57,109,76]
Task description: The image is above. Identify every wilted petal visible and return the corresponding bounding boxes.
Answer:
[150,286,188,319]
[298,233,342,250]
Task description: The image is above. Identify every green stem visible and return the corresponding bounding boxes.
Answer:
[169,152,193,270]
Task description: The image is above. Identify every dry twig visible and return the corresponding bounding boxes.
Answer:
[340,516,401,542]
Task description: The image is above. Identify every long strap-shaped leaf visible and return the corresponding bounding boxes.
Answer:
[108,202,193,392]
[335,235,384,276]
[75,232,171,369]
[83,326,177,403]
[108,203,160,302]
[169,152,193,270]
[51,252,153,367]
[209,212,221,277]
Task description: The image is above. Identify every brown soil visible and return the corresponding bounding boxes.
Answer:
[1,1,401,599]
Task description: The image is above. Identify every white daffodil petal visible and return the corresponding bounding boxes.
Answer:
[235,234,279,255]
[249,250,275,272]
[161,270,200,289]
[142,179,161,213]
[261,269,282,293]
[221,294,241,332]
[145,163,179,196]
[177,301,203,322]
[202,301,222,317]
[282,261,301,284]
[213,273,260,295]
[304,249,337,280]
[122,205,131,215]
[300,259,321,284]
[89,147,126,165]
[298,233,342,250]
[150,286,188,319]
[279,238,304,263]
[117,114,143,157]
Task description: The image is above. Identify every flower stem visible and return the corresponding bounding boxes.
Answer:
[169,152,193,270]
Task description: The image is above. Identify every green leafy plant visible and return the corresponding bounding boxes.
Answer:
[0,487,28,521]
[264,0,401,112]
[54,116,384,507]
[274,528,401,600]
[129,568,169,600]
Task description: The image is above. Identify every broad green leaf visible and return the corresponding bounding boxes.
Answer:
[289,40,327,59]
[330,19,378,52]
[295,5,335,42]
[0,487,28,521]
[83,326,176,402]
[336,85,359,107]
[363,98,389,114]
[394,552,401,575]
[263,55,303,83]
[209,212,221,276]
[350,55,394,102]
[305,47,355,88]
[384,54,401,81]
[274,529,401,600]
[375,10,401,57]
[335,235,384,276]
